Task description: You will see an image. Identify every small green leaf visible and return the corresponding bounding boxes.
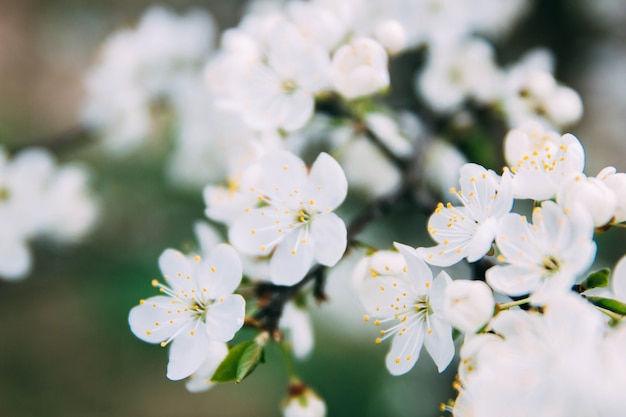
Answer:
[236,342,265,383]
[585,296,626,315]
[211,341,254,383]
[580,268,610,291]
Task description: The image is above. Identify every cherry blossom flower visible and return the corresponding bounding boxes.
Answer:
[128,245,245,380]
[229,151,347,285]
[486,201,596,297]
[356,244,454,375]
[442,280,495,334]
[504,122,585,201]
[417,163,513,267]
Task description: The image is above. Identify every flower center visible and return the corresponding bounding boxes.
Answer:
[281,79,298,94]
[0,186,10,202]
[296,209,312,224]
[414,294,433,316]
[542,255,560,274]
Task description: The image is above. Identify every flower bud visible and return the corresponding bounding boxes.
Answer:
[373,19,407,55]
[330,37,389,99]
[557,173,618,227]
[442,280,495,334]
[282,383,326,417]
[598,167,626,223]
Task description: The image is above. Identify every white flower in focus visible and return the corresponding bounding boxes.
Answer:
[442,280,495,334]
[597,166,626,223]
[504,122,585,200]
[417,163,513,267]
[283,384,326,417]
[279,301,314,359]
[229,151,347,286]
[185,341,228,393]
[486,201,596,297]
[128,245,245,380]
[330,37,389,99]
[417,38,502,113]
[357,244,455,375]
[557,171,618,228]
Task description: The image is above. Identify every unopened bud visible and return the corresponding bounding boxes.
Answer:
[442,280,495,334]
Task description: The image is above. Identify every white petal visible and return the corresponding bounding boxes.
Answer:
[279,302,314,359]
[260,151,308,201]
[304,152,348,210]
[158,248,196,293]
[423,315,454,372]
[270,227,315,285]
[467,217,497,262]
[128,295,185,343]
[311,213,346,266]
[167,330,210,380]
[395,242,433,289]
[0,237,31,281]
[416,244,466,267]
[228,208,286,256]
[282,91,314,131]
[486,264,542,296]
[185,342,229,393]
[385,321,425,375]
[613,255,626,301]
[197,244,242,299]
[205,294,246,342]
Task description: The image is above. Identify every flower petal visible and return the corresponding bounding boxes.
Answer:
[467,217,497,262]
[228,207,286,256]
[270,227,315,285]
[260,151,308,202]
[423,314,454,372]
[205,294,245,342]
[167,329,210,380]
[128,295,184,344]
[198,244,242,299]
[304,152,348,210]
[395,242,433,289]
[158,248,196,293]
[311,213,346,266]
[486,264,542,296]
[185,341,229,393]
[385,320,425,376]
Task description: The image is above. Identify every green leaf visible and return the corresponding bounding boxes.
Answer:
[580,268,610,291]
[236,342,265,383]
[585,296,626,315]
[211,341,254,383]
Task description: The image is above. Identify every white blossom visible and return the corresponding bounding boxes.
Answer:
[597,166,626,223]
[229,151,347,286]
[330,37,389,99]
[128,246,245,380]
[184,341,228,393]
[504,122,585,200]
[442,280,495,334]
[486,201,596,297]
[417,163,513,267]
[356,244,455,375]
[279,301,315,359]
[557,171,618,228]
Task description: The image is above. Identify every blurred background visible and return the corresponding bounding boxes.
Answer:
[0,0,625,416]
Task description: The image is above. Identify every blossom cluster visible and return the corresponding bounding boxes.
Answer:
[0,147,98,281]
[48,0,626,416]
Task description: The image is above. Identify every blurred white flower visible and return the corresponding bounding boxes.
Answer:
[422,139,468,198]
[229,151,347,286]
[486,201,596,297]
[442,280,495,334]
[330,37,389,99]
[128,246,245,380]
[283,384,327,417]
[82,6,216,155]
[416,38,502,112]
[0,147,98,281]
[279,301,314,359]
[417,163,513,267]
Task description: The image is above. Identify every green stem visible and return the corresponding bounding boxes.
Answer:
[279,341,299,383]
